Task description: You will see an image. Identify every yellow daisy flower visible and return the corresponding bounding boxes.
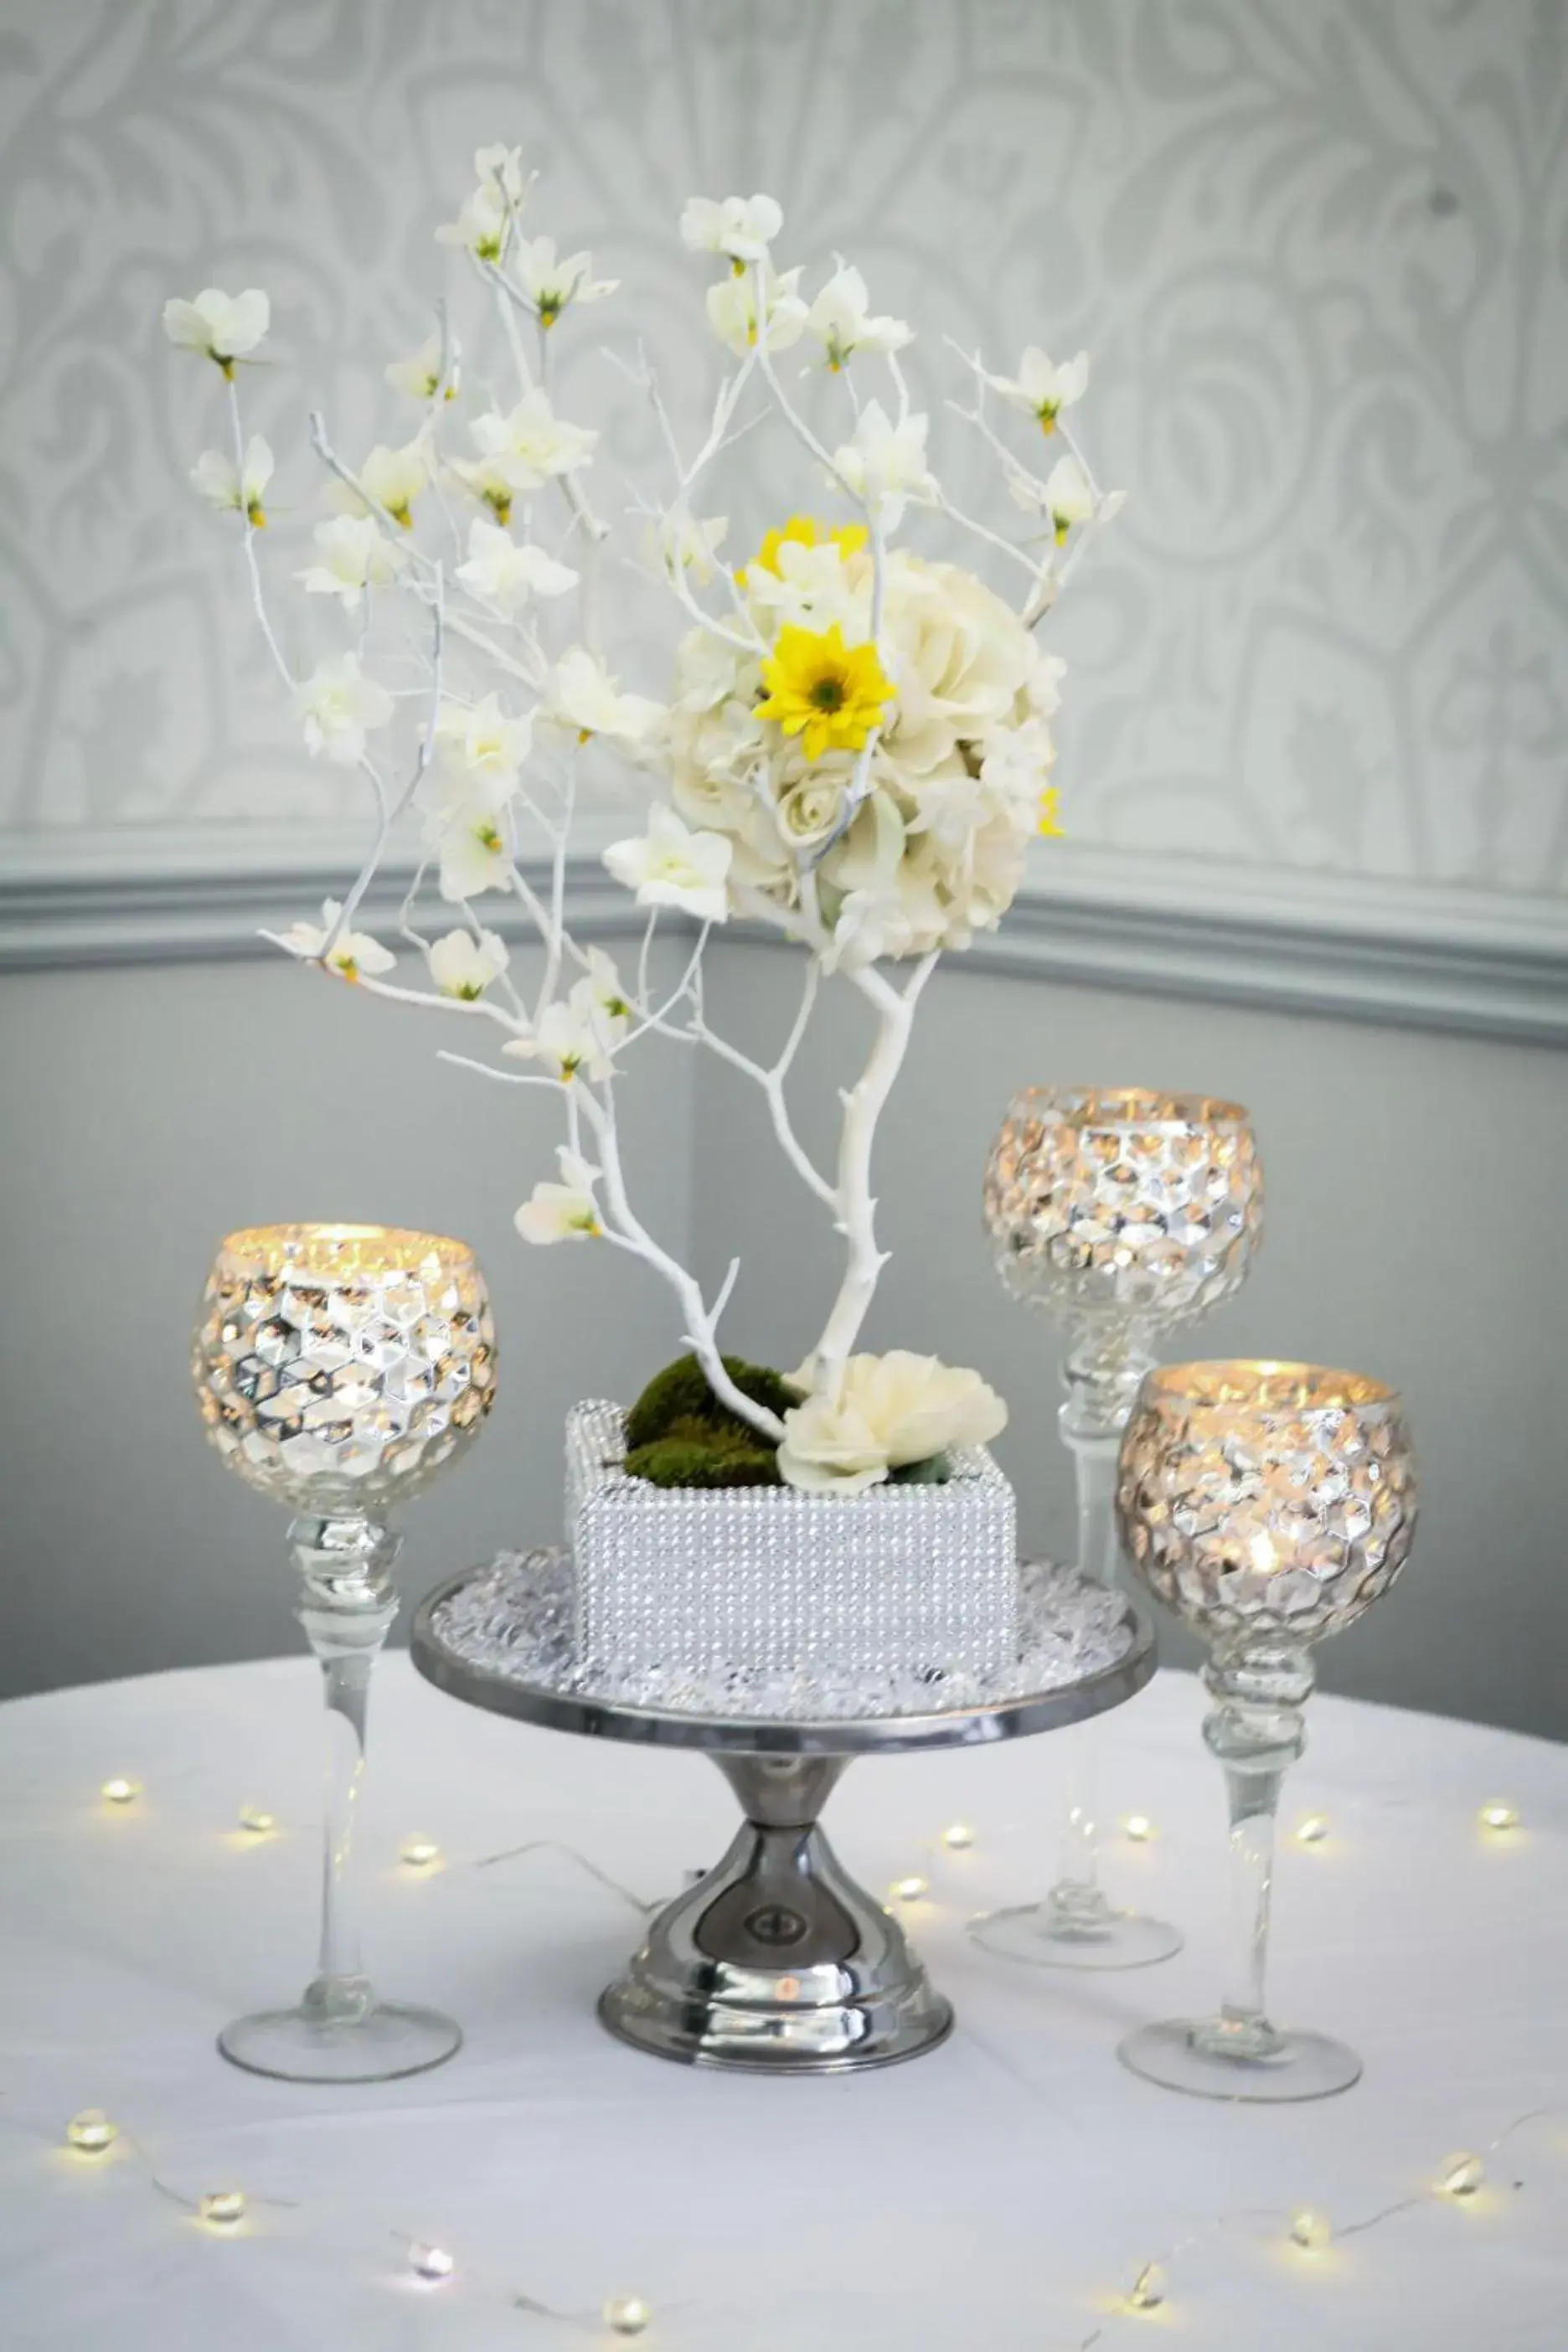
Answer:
[756,623,894,762]
[742,513,869,582]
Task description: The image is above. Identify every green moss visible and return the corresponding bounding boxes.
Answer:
[623,1353,798,1451]
[625,1413,783,1488]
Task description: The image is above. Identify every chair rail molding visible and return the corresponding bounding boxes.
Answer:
[4,830,1564,1046]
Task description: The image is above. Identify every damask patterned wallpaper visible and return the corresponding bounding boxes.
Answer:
[3,0,1565,918]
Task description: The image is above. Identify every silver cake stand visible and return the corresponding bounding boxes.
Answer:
[411,1550,1155,2076]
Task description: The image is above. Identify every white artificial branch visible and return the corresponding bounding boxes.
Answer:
[806,949,940,1402]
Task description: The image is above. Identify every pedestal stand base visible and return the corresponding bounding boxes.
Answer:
[599,1756,952,2075]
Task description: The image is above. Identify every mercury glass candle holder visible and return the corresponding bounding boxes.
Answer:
[1116,1360,1416,2101]
[972,1086,1263,1971]
[193,1222,497,2081]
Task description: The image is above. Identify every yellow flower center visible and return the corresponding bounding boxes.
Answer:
[484,488,513,526]
[476,823,503,854]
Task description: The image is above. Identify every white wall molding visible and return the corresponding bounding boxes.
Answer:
[0,826,643,971]
[941,847,1568,1048]
[5,833,1565,1045]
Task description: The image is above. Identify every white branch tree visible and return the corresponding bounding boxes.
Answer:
[164,158,1117,1486]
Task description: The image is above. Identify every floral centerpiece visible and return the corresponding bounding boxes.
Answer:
[165,155,1118,1679]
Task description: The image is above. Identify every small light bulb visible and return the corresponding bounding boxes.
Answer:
[238,1806,276,1835]
[889,1875,928,1903]
[101,1778,140,1806]
[65,2109,117,2155]
[1127,2261,1166,2312]
[199,2190,245,2228]
[1479,1803,1519,1833]
[1295,1814,1330,1844]
[408,2241,454,2282]
[1289,2207,1332,2251]
[400,1836,442,1870]
[604,2294,652,2334]
[1122,1814,1153,1842]
[941,1823,973,1850]
[1436,2150,1484,2199]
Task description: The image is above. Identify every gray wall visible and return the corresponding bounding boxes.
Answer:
[0,946,695,1698]
[3,936,1561,1739]
[689,941,1568,1743]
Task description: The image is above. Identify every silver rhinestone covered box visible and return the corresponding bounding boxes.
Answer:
[565,1401,1019,1683]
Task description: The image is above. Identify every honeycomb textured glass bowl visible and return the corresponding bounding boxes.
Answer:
[193,1224,497,1513]
[982,1086,1262,1333]
[1116,1361,1416,1643]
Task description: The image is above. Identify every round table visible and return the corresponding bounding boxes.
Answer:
[3,1653,1564,2350]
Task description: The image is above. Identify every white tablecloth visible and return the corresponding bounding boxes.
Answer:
[2,1653,1564,2349]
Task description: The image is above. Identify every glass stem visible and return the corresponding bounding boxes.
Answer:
[290,1514,401,2030]
[1195,1638,1314,2062]
[1040,1333,1152,1934]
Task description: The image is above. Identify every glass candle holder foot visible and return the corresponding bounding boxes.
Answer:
[1119,2016,1361,2103]
[971,1893,1183,1972]
[219,1997,462,2085]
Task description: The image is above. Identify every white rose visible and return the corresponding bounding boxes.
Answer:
[777,1352,1008,1495]
[776,776,847,850]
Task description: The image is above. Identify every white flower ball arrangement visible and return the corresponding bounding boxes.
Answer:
[164,147,1119,1498]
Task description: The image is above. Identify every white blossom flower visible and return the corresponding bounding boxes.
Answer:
[474,142,529,206]
[706,266,808,357]
[436,147,526,261]
[328,441,427,529]
[650,507,729,587]
[190,436,272,525]
[433,692,533,792]
[386,331,459,404]
[603,803,732,924]
[983,347,1088,434]
[293,652,394,768]
[467,390,598,495]
[456,518,577,608]
[162,287,269,374]
[515,1149,604,1243]
[574,944,633,1027]
[513,234,617,327]
[426,927,510,999]
[807,264,912,371]
[545,647,663,745]
[503,998,616,1083]
[296,514,409,608]
[1043,453,1096,541]
[831,402,936,529]
[276,899,395,983]
[680,192,782,267]
[428,787,515,903]
[778,1353,1008,1495]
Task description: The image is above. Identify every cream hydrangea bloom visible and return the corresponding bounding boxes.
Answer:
[777,1353,1008,1495]
[663,531,1063,963]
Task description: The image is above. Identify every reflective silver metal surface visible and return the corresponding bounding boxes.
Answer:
[411,1555,1156,2073]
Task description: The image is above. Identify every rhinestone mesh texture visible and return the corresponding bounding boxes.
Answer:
[1117,1368,1416,1643]
[193,1227,497,1513]
[431,1546,1133,1721]
[565,1401,1019,1684]
[983,1087,1262,1334]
